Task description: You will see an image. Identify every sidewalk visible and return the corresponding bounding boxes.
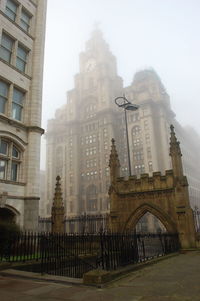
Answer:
[0,251,200,301]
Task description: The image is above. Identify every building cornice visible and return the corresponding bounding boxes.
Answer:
[0,130,28,146]
[28,126,44,135]
[0,115,44,135]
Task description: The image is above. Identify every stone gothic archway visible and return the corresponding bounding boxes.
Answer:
[0,205,19,224]
[108,126,197,249]
[124,203,177,234]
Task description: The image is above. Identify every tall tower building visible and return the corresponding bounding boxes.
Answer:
[46,29,123,216]
[45,30,200,219]
[0,0,47,230]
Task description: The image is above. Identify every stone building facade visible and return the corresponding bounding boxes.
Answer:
[45,29,200,219]
[0,0,47,230]
[109,127,197,249]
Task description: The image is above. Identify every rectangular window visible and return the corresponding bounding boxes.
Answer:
[0,160,6,179]
[12,88,24,121]
[16,45,28,72]
[0,33,14,63]
[11,161,18,181]
[5,0,18,21]
[0,81,8,114]
[20,9,31,32]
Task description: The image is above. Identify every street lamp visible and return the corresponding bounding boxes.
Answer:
[115,95,139,176]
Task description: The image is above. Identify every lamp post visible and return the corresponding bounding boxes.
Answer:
[115,95,139,176]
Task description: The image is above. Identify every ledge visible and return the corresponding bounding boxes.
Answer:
[83,252,180,287]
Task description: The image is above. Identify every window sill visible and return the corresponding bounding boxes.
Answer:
[0,57,32,80]
[0,179,26,185]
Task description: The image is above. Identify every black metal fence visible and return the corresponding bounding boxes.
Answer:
[0,232,42,262]
[98,233,179,270]
[0,232,179,278]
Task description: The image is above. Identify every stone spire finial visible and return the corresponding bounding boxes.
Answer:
[51,175,65,233]
[109,138,120,182]
[53,175,63,207]
[169,125,183,178]
[169,125,182,157]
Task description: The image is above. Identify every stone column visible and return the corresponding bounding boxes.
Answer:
[170,125,196,248]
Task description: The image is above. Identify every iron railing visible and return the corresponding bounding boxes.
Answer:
[0,231,42,262]
[0,232,179,278]
[98,232,179,270]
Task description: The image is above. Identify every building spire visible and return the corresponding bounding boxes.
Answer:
[169,125,183,178]
[53,175,63,207]
[109,138,120,182]
[51,175,65,233]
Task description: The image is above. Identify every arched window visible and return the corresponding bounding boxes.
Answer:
[86,184,97,211]
[0,138,22,181]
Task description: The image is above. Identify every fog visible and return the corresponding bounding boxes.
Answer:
[41,0,200,169]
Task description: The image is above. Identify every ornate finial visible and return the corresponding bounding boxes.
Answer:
[169,125,184,178]
[110,138,119,161]
[169,124,181,156]
[51,175,65,233]
[56,175,61,181]
[109,138,120,182]
[53,175,63,207]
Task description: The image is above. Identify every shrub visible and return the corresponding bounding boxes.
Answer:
[0,221,20,256]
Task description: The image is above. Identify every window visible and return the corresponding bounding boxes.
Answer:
[0,81,8,114]
[0,33,14,63]
[133,150,143,161]
[0,140,8,155]
[144,120,148,130]
[0,160,6,179]
[5,0,18,21]
[148,161,153,172]
[132,125,141,136]
[0,139,21,181]
[147,147,152,159]
[86,185,97,211]
[86,146,96,156]
[103,128,108,137]
[12,145,19,158]
[133,164,145,175]
[12,88,24,121]
[129,113,139,123]
[133,138,143,147]
[16,45,28,72]
[20,9,31,32]
[145,134,150,145]
[0,140,8,180]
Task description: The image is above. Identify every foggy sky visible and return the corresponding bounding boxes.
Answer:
[41,0,200,169]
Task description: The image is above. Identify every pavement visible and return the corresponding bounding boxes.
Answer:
[0,251,200,301]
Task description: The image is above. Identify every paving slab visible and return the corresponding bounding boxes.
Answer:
[0,251,199,301]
